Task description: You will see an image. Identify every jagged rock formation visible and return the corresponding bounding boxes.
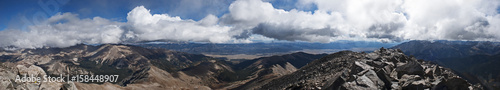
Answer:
[257,48,481,90]
[392,40,500,89]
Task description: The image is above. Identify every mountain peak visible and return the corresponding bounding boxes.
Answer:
[257,48,480,89]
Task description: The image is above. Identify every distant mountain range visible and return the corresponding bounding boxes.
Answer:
[134,41,398,55]
[0,44,478,89]
[392,40,500,89]
[391,40,500,60]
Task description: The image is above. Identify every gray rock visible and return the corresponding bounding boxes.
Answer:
[433,77,472,90]
[395,60,425,78]
[258,48,480,90]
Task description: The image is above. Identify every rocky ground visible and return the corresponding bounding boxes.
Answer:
[256,48,482,90]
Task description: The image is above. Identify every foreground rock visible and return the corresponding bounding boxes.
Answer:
[256,48,481,90]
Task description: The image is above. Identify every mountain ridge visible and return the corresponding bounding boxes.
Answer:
[0,43,481,89]
[256,48,481,89]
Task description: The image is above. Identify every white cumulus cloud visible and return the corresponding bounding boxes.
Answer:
[0,6,234,48]
[125,6,233,43]
[1,0,500,48]
[222,0,500,42]
[0,13,124,48]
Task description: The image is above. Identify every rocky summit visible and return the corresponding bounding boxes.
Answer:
[256,48,481,90]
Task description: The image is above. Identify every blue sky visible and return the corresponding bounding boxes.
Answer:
[0,0,496,30]
[0,0,310,30]
[0,0,226,30]
[0,0,500,48]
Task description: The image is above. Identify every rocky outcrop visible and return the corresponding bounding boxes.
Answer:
[258,48,481,90]
[392,40,500,89]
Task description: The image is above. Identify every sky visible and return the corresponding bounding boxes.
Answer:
[0,0,499,48]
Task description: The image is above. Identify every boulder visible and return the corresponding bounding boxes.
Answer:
[433,77,472,90]
[395,60,425,78]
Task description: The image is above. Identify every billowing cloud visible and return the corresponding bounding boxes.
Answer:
[0,6,233,48]
[125,6,233,43]
[221,0,500,42]
[1,0,500,48]
[0,13,124,48]
[396,0,500,41]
